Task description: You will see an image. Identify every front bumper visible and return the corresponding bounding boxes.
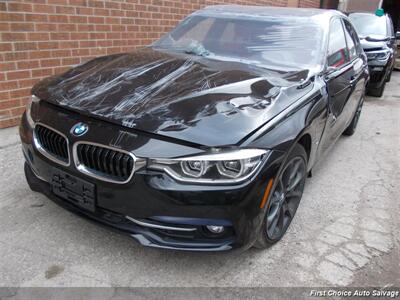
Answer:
[20,103,282,251]
[366,56,392,89]
[24,163,234,251]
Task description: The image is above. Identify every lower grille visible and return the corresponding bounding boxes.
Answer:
[369,71,383,83]
[75,143,135,183]
[34,124,69,164]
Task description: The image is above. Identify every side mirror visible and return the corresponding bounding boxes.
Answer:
[326,66,338,74]
[324,66,339,79]
[396,31,400,40]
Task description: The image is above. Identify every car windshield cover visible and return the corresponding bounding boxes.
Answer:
[153,14,324,70]
[349,14,387,38]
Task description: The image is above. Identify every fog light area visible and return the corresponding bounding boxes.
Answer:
[206,225,225,234]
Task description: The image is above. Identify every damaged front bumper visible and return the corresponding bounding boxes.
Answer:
[24,162,234,251]
[19,105,282,251]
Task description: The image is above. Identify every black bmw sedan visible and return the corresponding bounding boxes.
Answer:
[349,11,398,97]
[20,6,369,251]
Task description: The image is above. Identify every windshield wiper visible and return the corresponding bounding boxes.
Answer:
[179,40,210,57]
[184,47,210,57]
[155,39,211,57]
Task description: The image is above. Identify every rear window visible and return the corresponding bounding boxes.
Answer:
[348,13,388,37]
[153,15,324,70]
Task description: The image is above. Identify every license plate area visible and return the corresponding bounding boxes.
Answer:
[51,168,96,212]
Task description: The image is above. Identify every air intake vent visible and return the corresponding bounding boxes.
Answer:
[75,143,135,183]
[364,47,384,52]
[34,124,69,164]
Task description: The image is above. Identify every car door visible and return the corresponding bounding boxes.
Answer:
[341,19,367,125]
[319,18,354,153]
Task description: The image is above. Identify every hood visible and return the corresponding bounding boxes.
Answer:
[32,48,313,147]
[360,36,388,51]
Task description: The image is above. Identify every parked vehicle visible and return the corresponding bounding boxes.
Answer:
[349,12,398,97]
[395,31,400,70]
[20,6,369,251]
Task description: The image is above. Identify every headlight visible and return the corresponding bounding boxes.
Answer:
[26,95,40,127]
[366,50,390,60]
[148,149,268,184]
[26,95,40,126]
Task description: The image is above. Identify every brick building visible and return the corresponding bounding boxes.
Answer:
[0,0,320,128]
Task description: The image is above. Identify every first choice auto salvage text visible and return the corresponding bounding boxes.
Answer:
[310,289,399,298]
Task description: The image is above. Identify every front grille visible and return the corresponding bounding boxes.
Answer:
[76,143,135,182]
[364,47,384,52]
[34,124,69,163]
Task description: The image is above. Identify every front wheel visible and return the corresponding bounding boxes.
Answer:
[367,81,386,97]
[254,144,307,249]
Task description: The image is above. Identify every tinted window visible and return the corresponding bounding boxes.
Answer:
[348,13,388,37]
[327,19,348,67]
[154,15,324,70]
[174,17,214,46]
[343,20,361,59]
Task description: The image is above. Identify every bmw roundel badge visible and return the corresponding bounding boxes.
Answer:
[71,122,88,136]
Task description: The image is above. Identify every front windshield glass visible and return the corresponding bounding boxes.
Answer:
[153,15,324,70]
[349,13,387,37]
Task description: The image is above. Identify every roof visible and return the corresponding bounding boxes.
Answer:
[348,11,389,17]
[193,5,344,20]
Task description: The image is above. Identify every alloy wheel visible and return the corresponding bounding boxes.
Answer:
[266,156,306,240]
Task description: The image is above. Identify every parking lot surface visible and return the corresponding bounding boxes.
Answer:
[0,73,399,288]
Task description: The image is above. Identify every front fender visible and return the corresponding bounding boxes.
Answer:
[242,82,329,171]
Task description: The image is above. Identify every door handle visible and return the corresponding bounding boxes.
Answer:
[350,76,357,85]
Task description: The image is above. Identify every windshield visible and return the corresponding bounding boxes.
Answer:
[153,15,324,70]
[349,14,387,37]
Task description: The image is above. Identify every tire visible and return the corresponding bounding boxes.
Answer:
[386,70,392,82]
[367,81,385,97]
[253,144,307,249]
[343,95,364,136]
